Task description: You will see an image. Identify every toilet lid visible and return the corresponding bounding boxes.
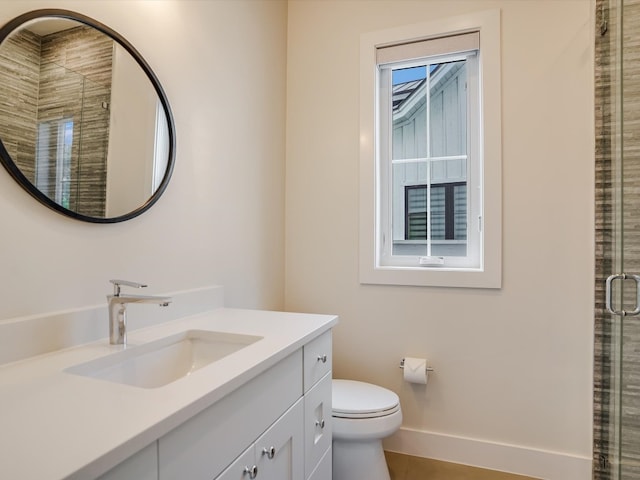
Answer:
[332,379,400,419]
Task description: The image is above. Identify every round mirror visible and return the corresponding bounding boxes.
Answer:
[0,10,175,223]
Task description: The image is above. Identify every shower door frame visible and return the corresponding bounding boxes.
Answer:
[595,0,640,478]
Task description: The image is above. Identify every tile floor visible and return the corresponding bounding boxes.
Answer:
[385,451,540,480]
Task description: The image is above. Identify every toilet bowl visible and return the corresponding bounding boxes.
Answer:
[332,379,402,480]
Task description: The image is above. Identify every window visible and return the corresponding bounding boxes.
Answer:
[359,11,501,288]
[381,49,477,266]
[36,118,74,210]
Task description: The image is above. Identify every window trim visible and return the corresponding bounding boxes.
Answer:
[359,10,502,288]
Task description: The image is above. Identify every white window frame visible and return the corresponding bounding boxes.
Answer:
[379,50,479,268]
[359,10,501,288]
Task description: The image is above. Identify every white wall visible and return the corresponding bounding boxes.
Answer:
[106,44,157,218]
[285,0,594,475]
[0,0,287,319]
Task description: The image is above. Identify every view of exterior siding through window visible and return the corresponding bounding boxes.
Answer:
[391,60,468,257]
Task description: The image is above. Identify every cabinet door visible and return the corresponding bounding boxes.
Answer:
[256,399,304,480]
[304,373,332,477]
[98,442,158,480]
[216,400,304,480]
[307,447,331,480]
[215,446,256,480]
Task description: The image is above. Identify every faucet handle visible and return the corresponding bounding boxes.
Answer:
[109,279,148,296]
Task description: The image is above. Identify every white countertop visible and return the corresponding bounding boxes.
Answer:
[0,307,337,480]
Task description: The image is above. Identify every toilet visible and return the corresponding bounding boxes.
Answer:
[332,379,402,480]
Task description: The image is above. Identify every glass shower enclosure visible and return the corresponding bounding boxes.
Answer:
[33,61,111,217]
[595,0,640,478]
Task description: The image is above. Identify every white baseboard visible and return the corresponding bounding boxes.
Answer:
[383,427,592,480]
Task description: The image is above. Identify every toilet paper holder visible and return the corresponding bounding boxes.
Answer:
[399,358,434,372]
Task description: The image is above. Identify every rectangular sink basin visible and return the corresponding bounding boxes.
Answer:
[66,330,263,389]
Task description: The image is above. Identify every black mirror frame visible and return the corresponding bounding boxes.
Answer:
[0,9,176,223]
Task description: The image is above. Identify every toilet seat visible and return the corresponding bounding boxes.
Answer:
[332,379,400,419]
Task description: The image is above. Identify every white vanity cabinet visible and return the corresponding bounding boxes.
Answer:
[157,329,333,480]
[158,350,302,480]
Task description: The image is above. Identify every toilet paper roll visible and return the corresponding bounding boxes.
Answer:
[403,357,428,385]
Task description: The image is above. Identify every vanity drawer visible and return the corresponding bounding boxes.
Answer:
[158,350,303,480]
[303,330,332,392]
[304,372,332,477]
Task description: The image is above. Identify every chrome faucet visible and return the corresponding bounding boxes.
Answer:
[107,279,172,345]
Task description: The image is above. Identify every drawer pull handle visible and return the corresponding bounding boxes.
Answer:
[317,354,327,363]
[262,446,276,459]
[315,419,325,429]
[243,465,258,479]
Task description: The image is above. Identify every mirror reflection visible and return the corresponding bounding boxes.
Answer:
[0,12,174,221]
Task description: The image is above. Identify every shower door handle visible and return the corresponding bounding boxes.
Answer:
[606,273,640,316]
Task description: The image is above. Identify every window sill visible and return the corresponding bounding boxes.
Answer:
[393,240,467,245]
[360,264,501,289]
